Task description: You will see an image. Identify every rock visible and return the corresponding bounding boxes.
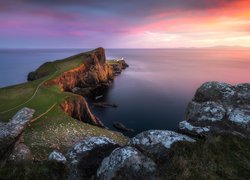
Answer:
[130,130,195,158]
[193,81,236,104]
[8,143,33,162]
[227,108,250,128]
[179,120,210,136]
[109,60,129,75]
[186,101,226,122]
[235,83,250,106]
[66,136,119,180]
[0,107,35,167]
[97,146,156,180]
[184,82,250,137]
[113,122,134,132]
[49,150,67,164]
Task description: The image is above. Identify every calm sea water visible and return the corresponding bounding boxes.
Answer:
[0,49,250,136]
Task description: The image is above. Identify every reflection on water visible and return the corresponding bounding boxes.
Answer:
[0,48,249,136]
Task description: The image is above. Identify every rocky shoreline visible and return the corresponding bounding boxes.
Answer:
[45,81,249,179]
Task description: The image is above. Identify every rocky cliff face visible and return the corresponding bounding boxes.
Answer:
[60,96,104,127]
[45,48,114,92]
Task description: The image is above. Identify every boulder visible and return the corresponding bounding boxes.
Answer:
[193,81,236,104]
[227,108,250,128]
[0,107,35,167]
[66,136,119,180]
[130,130,195,158]
[97,146,156,180]
[49,150,67,164]
[186,101,226,122]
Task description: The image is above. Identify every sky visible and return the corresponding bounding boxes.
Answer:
[0,0,250,48]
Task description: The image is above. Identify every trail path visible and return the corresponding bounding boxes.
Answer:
[0,68,58,114]
[31,103,57,123]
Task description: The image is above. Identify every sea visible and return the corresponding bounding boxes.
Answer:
[0,48,249,136]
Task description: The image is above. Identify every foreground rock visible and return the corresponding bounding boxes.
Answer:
[66,137,119,180]
[0,108,35,166]
[180,82,250,137]
[130,130,195,159]
[8,142,33,162]
[97,146,156,180]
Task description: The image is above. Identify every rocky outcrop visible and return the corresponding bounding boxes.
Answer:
[60,96,104,127]
[66,137,119,180]
[97,146,156,180]
[109,60,129,74]
[179,82,250,137]
[0,107,35,166]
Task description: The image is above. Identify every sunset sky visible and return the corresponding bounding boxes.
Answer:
[1,0,250,48]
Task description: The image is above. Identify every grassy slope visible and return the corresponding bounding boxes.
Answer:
[158,134,250,180]
[0,49,128,160]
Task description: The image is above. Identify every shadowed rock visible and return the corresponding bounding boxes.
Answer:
[0,107,35,167]
[66,136,119,180]
[8,142,33,162]
[97,146,156,180]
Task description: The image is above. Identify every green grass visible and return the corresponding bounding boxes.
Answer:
[0,161,69,180]
[0,48,128,159]
[158,134,250,180]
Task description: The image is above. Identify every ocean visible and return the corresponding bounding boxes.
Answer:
[0,48,249,136]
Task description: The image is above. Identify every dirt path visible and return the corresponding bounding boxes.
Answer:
[31,103,57,123]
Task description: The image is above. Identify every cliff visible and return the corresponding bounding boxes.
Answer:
[60,96,104,127]
[44,48,114,92]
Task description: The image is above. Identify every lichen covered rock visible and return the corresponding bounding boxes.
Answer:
[186,101,226,122]
[179,120,210,136]
[66,136,119,179]
[193,81,236,104]
[130,130,195,158]
[0,107,35,166]
[183,82,250,137]
[97,146,156,180]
